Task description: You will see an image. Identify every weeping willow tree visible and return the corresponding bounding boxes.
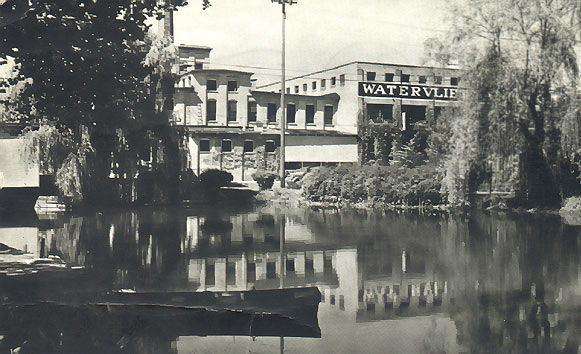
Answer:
[426,0,581,207]
[0,0,196,205]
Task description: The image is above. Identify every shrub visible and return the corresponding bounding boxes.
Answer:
[252,170,278,190]
[302,163,443,206]
[199,169,233,190]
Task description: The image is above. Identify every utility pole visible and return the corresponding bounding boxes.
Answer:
[272,0,297,188]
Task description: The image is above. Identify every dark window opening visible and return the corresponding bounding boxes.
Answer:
[385,73,394,82]
[207,79,217,91]
[267,103,277,123]
[287,103,296,124]
[200,139,210,152]
[221,139,232,152]
[401,74,410,83]
[330,295,336,305]
[206,100,217,121]
[451,77,460,86]
[243,140,254,153]
[367,104,392,123]
[247,263,256,282]
[286,87,290,94]
[303,83,307,92]
[366,72,376,81]
[265,140,277,153]
[194,63,203,70]
[312,81,317,90]
[419,75,427,84]
[266,262,277,279]
[294,85,299,93]
[205,263,215,286]
[339,295,345,310]
[285,162,301,170]
[401,105,427,145]
[247,101,257,122]
[286,258,295,272]
[306,104,315,124]
[227,101,237,122]
[226,262,236,285]
[321,79,326,88]
[331,77,336,86]
[339,74,346,86]
[227,80,237,92]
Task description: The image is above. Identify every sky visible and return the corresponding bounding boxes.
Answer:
[172,0,450,86]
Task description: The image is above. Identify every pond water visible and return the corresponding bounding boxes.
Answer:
[0,205,580,354]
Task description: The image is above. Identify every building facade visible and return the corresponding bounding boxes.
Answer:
[173,46,461,181]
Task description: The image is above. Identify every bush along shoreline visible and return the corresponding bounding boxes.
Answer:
[298,163,444,211]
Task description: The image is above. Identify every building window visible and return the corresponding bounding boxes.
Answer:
[267,103,277,123]
[321,79,326,89]
[206,100,217,121]
[195,62,203,70]
[200,139,210,152]
[247,101,257,122]
[227,100,237,122]
[286,87,291,94]
[401,74,410,83]
[243,140,254,153]
[265,140,276,153]
[312,81,317,90]
[339,74,345,86]
[287,103,296,124]
[207,79,217,91]
[227,80,238,92]
[324,105,333,125]
[385,73,394,82]
[366,72,376,81]
[451,77,460,86]
[303,83,307,92]
[306,104,315,124]
[419,75,427,84]
[434,76,442,84]
[221,139,232,152]
[294,85,299,93]
[331,77,336,86]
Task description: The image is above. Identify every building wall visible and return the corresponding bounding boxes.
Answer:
[286,135,358,163]
[258,62,361,135]
[185,133,280,181]
[0,138,39,188]
[175,70,254,127]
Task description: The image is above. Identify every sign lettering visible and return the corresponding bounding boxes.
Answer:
[358,82,459,101]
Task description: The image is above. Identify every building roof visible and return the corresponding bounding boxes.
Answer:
[257,60,462,89]
[179,68,254,77]
[177,44,213,51]
[251,90,340,100]
[176,125,356,137]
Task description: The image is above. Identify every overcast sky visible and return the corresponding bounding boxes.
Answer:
[173,0,450,85]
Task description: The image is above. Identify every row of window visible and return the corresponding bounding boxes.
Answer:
[366,71,459,86]
[206,100,334,125]
[287,74,346,94]
[206,79,238,92]
[199,139,277,153]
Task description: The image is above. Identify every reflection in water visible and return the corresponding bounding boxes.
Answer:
[1,206,581,353]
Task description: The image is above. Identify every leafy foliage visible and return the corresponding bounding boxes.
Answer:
[0,0,188,204]
[425,0,581,206]
[252,169,277,190]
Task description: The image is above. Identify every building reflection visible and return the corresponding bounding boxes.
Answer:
[2,208,581,353]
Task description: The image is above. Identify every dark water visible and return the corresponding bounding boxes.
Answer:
[1,205,581,354]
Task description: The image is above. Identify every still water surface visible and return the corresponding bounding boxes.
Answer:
[1,205,580,354]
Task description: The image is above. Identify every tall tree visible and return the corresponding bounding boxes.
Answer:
[427,0,581,206]
[0,0,187,204]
